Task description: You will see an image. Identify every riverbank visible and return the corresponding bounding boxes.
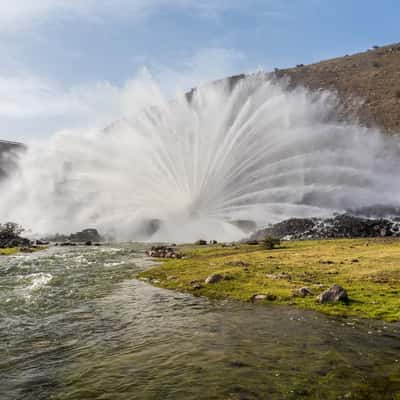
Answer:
[140,238,400,322]
[0,246,48,256]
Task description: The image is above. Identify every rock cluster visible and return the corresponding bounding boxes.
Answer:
[45,228,103,245]
[250,213,400,241]
[0,232,30,248]
[145,246,183,259]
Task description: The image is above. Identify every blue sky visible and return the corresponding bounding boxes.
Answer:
[1,0,399,141]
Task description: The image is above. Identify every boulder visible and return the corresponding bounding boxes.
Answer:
[293,287,313,297]
[205,274,223,284]
[318,284,348,304]
[251,294,277,302]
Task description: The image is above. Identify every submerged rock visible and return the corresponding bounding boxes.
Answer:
[318,284,348,304]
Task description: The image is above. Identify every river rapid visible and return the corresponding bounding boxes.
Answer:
[1,245,399,400]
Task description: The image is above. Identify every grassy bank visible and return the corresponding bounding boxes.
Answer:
[0,247,19,255]
[0,246,47,256]
[139,238,400,322]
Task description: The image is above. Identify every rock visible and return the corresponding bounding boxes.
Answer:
[20,247,34,253]
[293,287,313,297]
[227,260,249,267]
[195,240,208,245]
[192,283,203,290]
[205,274,223,284]
[266,272,291,281]
[251,294,267,302]
[318,284,348,304]
[145,246,182,259]
[249,211,400,241]
[70,229,103,243]
[251,294,277,302]
[210,240,218,245]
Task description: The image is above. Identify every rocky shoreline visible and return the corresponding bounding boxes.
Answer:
[249,213,400,241]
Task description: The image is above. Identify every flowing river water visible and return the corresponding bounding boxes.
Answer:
[1,245,399,400]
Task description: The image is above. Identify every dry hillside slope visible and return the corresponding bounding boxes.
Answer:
[275,43,400,134]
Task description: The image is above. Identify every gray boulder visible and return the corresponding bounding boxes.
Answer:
[318,284,348,304]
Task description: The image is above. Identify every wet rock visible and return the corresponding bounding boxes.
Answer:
[318,284,348,304]
[145,246,182,259]
[205,274,223,284]
[20,247,34,253]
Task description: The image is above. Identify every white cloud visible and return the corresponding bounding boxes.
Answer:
[0,46,247,141]
[0,0,240,33]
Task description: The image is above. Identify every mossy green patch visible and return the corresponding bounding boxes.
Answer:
[139,239,400,321]
[0,246,48,256]
[0,247,19,255]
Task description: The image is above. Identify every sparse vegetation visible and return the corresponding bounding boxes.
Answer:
[263,236,280,249]
[140,238,400,321]
[279,42,400,133]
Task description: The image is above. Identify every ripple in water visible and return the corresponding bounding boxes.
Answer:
[1,75,400,241]
[0,246,399,400]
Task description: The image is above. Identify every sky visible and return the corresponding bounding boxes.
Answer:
[1,0,399,142]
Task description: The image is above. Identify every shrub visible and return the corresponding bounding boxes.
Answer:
[0,222,24,237]
[263,236,281,250]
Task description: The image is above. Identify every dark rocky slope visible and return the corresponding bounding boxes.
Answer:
[250,213,400,241]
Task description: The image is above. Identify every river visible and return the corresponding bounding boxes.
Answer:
[1,245,399,399]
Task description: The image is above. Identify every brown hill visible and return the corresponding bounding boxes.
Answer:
[274,43,400,134]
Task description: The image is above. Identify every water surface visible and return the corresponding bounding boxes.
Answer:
[1,245,399,399]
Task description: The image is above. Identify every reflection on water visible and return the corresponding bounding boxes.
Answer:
[1,245,399,400]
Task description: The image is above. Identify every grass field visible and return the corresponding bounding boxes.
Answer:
[0,246,47,256]
[140,238,400,322]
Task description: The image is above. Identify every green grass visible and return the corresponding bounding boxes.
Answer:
[139,238,400,322]
[0,246,48,256]
[0,247,19,255]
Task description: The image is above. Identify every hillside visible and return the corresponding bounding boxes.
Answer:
[275,43,400,134]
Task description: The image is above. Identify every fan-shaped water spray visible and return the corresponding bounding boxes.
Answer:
[1,76,399,241]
